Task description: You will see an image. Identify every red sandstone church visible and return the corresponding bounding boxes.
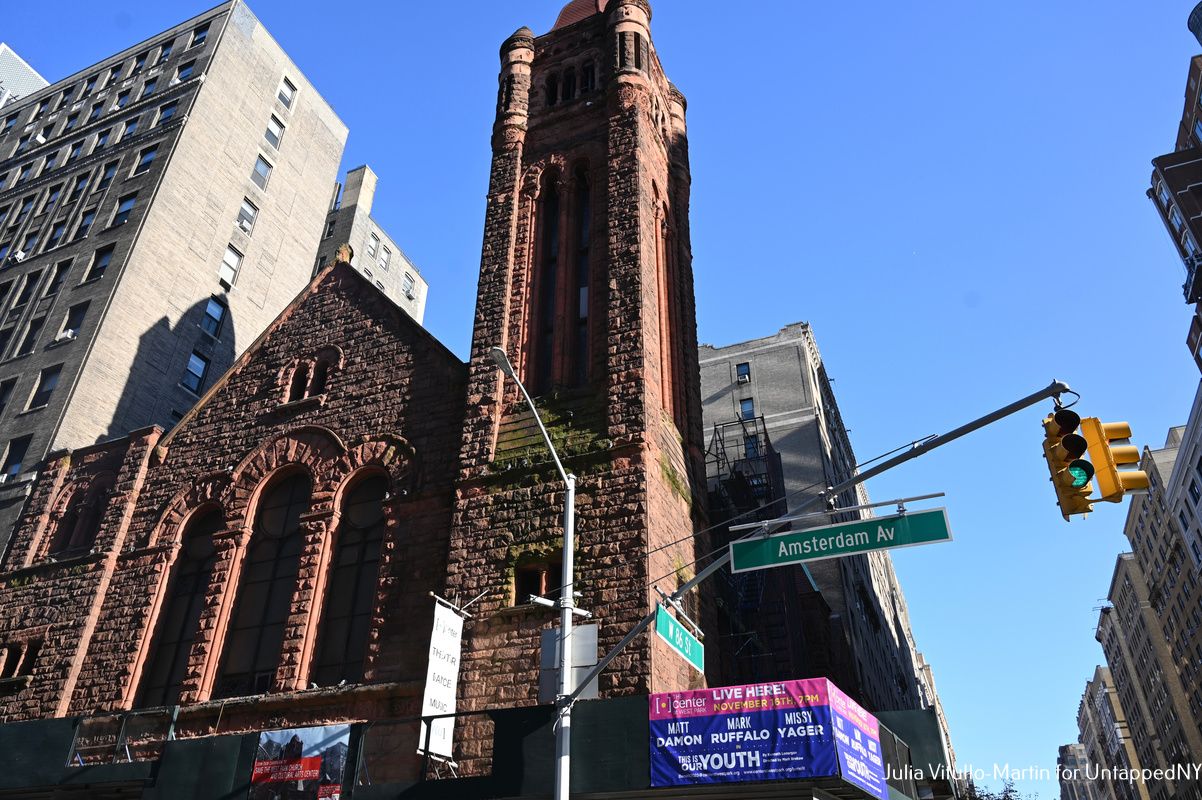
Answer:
[0,0,704,754]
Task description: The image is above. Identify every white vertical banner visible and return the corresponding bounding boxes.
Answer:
[418,600,464,758]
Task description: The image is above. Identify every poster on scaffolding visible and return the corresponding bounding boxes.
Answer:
[248,724,350,799]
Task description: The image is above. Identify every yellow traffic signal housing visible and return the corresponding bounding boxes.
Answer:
[1042,409,1095,521]
[1080,418,1150,502]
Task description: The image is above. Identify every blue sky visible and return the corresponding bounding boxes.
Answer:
[7,1,1202,796]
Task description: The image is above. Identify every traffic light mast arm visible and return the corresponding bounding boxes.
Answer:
[566,379,1075,703]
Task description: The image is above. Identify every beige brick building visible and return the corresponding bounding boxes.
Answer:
[0,1,347,551]
[314,165,428,323]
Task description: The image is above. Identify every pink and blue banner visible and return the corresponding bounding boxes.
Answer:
[649,677,888,798]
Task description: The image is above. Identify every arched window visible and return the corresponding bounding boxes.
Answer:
[310,474,387,686]
[562,68,576,102]
[213,472,311,698]
[309,360,329,396]
[545,74,559,107]
[580,62,595,94]
[531,176,560,395]
[136,508,223,707]
[571,165,591,385]
[48,474,115,558]
[287,363,310,403]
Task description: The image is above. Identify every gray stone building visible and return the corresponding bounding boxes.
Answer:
[0,1,348,551]
[313,165,428,323]
[0,45,46,110]
[1076,666,1148,800]
[699,322,952,747]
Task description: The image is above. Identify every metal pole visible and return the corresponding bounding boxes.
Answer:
[567,379,1072,702]
[556,474,576,800]
[488,347,577,800]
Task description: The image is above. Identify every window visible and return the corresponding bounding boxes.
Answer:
[213,472,311,698]
[45,222,66,250]
[103,65,121,89]
[219,245,242,288]
[581,61,596,93]
[140,79,157,99]
[530,177,560,393]
[176,61,195,82]
[27,365,60,409]
[546,75,559,107]
[114,91,130,111]
[98,162,118,191]
[136,509,222,707]
[45,262,71,296]
[20,232,39,255]
[131,52,147,75]
[277,78,296,108]
[56,89,73,111]
[15,317,45,356]
[158,42,173,63]
[133,145,157,175]
[82,75,97,96]
[122,116,140,140]
[251,156,272,190]
[64,113,79,132]
[740,397,755,420]
[1172,206,1185,233]
[0,379,15,416]
[264,116,284,149]
[1,116,15,135]
[514,556,562,604]
[74,208,96,240]
[0,173,6,191]
[201,296,226,337]
[156,102,178,126]
[378,246,390,270]
[86,245,114,281]
[87,102,104,123]
[322,219,336,239]
[41,184,62,214]
[15,163,31,185]
[744,435,761,459]
[181,351,209,394]
[563,68,577,101]
[112,193,137,226]
[39,151,58,176]
[13,135,30,157]
[310,474,387,686]
[402,273,416,298]
[236,198,258,233]
[0,243,9,261]
[47,474,114,559]
[59,303,88,340]
[12,271,39,308]
[1193,481,1202,506]
[366,233,379,259]
[33,99,50,119]
[67,140,83,164]
[14,197,33,224]
[190,24,209,49]
[0,640,41,680]
[93,128,111,152]
[736,362,751,383]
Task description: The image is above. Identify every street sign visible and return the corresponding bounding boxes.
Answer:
[729,508,952,574]
[655,603,704,673]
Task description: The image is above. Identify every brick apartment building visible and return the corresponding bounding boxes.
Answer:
[0,1,347,553]
[0,2,954,798]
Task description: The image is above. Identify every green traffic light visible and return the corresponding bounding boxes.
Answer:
[1068,459,1095,489]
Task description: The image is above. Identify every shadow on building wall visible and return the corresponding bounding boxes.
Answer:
[105,297,236,441]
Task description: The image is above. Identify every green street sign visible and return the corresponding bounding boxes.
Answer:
[655,603,704,673]
[729,508,953,574]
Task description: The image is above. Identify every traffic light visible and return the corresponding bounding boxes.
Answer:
[1042,409,1095,521]
[1080,418,1150,502]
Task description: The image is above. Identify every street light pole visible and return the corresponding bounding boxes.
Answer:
[488,347,577,800]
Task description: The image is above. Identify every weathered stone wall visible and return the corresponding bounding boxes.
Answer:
[0,263,466,736]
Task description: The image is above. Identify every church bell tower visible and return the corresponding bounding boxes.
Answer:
[447,0,707,712]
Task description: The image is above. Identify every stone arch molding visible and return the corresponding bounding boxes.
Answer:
[228,426,348,520]
[146,472,232,550]
[338,434,419,499]
[35,471,117,561]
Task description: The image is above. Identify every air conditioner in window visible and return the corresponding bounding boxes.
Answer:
[11,250,26,263]
[404,289,416,300]
[33,133,46,145]
[169,76,181,87]
[54,328,77,343]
